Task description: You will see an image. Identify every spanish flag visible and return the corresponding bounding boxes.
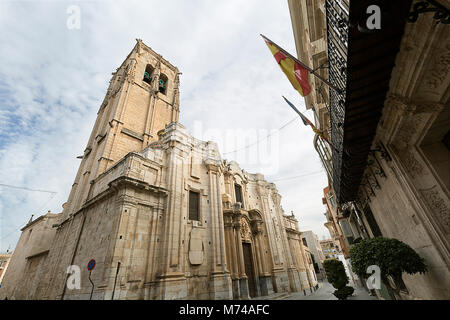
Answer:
[264,39,311,97]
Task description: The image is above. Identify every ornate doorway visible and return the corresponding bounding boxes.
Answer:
[242,242,256,297]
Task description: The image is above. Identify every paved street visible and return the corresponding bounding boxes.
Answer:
[283,280,378,300]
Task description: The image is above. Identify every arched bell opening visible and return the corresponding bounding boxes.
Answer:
[143,64,154,85]
[158,73,168,95]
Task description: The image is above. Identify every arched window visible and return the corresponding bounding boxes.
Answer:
[159,73,168,95]
[234,183,243,208]
[143,64,154,85]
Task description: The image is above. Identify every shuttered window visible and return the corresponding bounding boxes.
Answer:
[189,191,200,221]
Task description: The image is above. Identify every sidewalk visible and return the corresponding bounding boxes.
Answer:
[282,280,378,300]
[284,281,336,300]
[347,283,377,300]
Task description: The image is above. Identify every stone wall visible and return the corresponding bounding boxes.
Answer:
[2,122,311,300]
[355,9,450,300]
[0,213,59,299]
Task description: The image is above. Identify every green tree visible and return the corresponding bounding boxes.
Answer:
[323,259,354,300]
[349,237,427,299]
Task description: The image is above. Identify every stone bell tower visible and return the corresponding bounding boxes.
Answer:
[62,39,181,219]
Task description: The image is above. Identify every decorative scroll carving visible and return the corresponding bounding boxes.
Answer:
[370,142,392,162]
[391,113,426,150]
[357,187,370,207]
[407,0,450,24]
[385,94,415,114]
[360,174,376,198]
[240,217,251,242]
[414,102,446,114]
[126,58,137,83]
[367,152,387,178]
[221,194,232,210]
[420,186,450,234]
[385,94,445,115]
[399,150,425,179]
[398,119,419,146]
[424,42,450,90]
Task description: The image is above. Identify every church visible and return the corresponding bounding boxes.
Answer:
[0,40,317,299]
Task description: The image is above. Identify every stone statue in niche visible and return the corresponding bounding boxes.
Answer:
[240,217,251,242]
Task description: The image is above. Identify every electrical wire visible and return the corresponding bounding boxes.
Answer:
[0,184,58,242]
[222,116,299,155]
[269,169,325,182]
[0,183,56,194]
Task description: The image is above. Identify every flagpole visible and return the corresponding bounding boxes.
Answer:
[282,96,339,152]
[282,95,306,119]
[261,34,343,94]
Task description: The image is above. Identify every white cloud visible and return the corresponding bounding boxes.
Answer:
[0,0,330,251]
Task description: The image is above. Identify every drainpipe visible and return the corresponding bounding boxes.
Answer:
[61,212,87,300]
[111,261,121,300]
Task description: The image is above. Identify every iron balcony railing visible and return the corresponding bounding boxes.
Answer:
[325,0,349,204]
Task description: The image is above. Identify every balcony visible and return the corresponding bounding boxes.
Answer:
[325,0,412,204]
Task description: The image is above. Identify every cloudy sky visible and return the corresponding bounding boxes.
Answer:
[0,0,330,252]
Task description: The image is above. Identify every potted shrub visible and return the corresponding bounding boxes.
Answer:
[349,237,427,299]
[323,259,354,300]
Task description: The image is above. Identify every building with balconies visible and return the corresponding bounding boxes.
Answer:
[289,0,450,299]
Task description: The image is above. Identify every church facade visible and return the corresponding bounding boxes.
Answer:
[0,40,316,300]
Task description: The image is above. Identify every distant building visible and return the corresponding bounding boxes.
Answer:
[0,252,12,285]
[322,186,353,258]
[301,231,325,279]
[302,245,318,289]
[0,213,59,298]
[288,0,450,299]
[319,239,340,260]
[284,215,318,290]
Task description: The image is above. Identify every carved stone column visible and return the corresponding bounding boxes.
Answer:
[154,140,187,299]
[233,214,249,299]
[229,220,240,298]
[205,159,232,299]
[223,215,234,275]
[253,221,273,296]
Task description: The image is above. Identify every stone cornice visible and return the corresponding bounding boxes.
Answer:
[136,39,179,73]
[108,176,169,196]
[66,175,168,223]
[204,158,223,173]
[385,94,445,115]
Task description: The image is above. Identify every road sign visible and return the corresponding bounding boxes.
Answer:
[87,259,96,271]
